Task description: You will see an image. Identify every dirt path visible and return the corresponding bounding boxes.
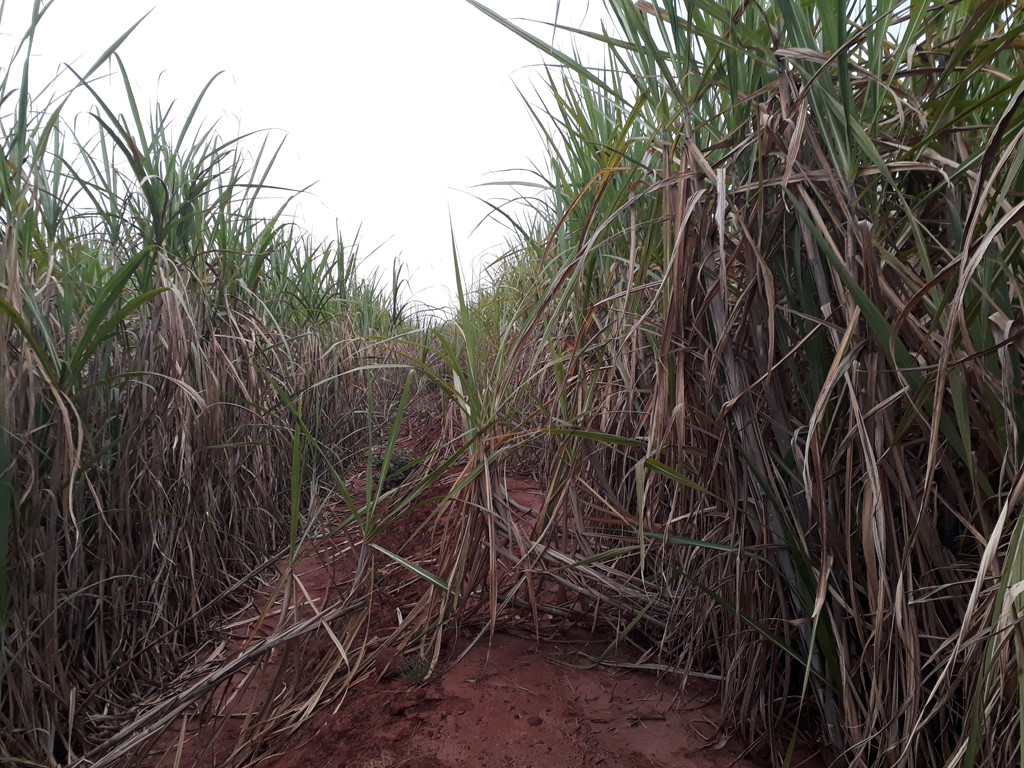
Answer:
[134,396,823,768]
[273,630,773,768]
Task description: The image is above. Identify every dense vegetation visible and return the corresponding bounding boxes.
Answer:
[3,1,1024,766]
[459,1,1024,764]
[0,3,414,763]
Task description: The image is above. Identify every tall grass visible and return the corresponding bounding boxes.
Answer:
[0,4,413,763]
[5,1,1023,766]
[444,1,1024,766]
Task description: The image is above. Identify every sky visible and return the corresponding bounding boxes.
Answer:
[2,0,605,312]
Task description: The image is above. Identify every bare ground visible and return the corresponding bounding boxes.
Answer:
[134,396,824,768]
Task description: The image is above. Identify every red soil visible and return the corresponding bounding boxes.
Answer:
[272,630,775,768]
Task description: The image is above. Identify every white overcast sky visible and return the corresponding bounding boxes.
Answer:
[3,0,606,312]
